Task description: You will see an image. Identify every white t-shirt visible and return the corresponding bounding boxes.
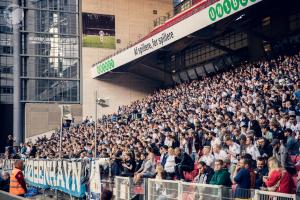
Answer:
[246,145,261,160]
[228,143,240,164]
[214,150,228,161]
[164,155,176,173]
[200,154,215,168]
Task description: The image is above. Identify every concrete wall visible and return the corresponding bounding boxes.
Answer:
[25,103,82,138]
[24,0,173,139]
[82,0,173,117]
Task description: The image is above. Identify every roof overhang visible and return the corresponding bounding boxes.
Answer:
[91,0,263,79]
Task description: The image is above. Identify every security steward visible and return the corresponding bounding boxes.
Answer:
[9,160,27,197]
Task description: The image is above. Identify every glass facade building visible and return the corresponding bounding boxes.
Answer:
[0,0,13,104]
[0,0,81,103]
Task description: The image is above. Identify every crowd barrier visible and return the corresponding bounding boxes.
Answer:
[1,160,298,200]
[115,177,297,200]
[115,176,146,200]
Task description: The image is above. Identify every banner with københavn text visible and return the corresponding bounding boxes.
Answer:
[24,160,87,198]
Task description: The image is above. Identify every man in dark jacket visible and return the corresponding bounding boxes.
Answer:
[254,157,268,189]
[210,159,232,187]
[257,137,273,158]
[174,147,194,180]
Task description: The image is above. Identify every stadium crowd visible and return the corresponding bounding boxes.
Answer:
[3,52,300,196]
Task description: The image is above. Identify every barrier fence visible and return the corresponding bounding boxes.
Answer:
[1,159,298,200]
[114,176,146,200]
[152,179,297,200]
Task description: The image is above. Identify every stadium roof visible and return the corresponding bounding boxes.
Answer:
[91,0,299,86]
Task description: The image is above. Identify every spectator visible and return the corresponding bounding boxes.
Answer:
[174,148,194,181]
[256,137,273,158]
[245,136,261,160]
[209,159,232,187]
[135,153,145,172]
[159,145,169,168]
[225,136,240,166]
[233,158,251,199]
[261,126,273,142]
[164,147,176,180]
[199,146,215,168]
[254,157,269,189]
[264,157,296,194]
[193,161,214,184]
[0,171,10,192]
[212,144,228,161]
[120,153,135,177]
[284,128,299,155]
[271,139,295,174]
[155,164,166,180]
[133,153,156,183]
[9,160,27,197]
[6,135,14,147]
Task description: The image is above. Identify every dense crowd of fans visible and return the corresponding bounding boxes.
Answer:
[3,52,300,196]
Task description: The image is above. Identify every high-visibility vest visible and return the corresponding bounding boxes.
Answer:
[9,168,26,196]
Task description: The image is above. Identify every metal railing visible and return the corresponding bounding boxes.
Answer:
[115,177,131,200]
[148,179,180,200]
[146,179,297,200]
[181,182,222,200]
[114,176,147,200]
[255,190,297,200]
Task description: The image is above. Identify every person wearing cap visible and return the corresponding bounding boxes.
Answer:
[271,139,295,174]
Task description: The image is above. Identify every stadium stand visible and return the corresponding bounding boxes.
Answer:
[3,51,300,196]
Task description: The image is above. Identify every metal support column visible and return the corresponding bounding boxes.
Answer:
[13,0,22,145]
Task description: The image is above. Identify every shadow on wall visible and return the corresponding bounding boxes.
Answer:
[0,104,13,153]
[96,72,162,94]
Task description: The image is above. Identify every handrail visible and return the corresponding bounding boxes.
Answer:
[255,190,297,199]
